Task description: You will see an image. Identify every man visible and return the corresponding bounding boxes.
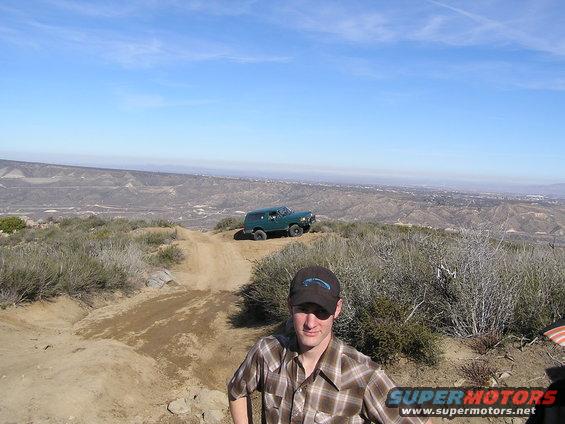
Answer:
[227,266,429,423]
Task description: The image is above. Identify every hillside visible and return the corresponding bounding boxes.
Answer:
[0,159,563,243]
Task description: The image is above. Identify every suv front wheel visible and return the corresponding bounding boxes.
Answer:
[253,230,267,241]
[289,224,303,237]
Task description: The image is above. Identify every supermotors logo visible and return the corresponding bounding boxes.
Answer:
[386,387,559,418]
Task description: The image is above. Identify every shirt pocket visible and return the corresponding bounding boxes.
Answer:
[263,371,289,410]
[314,410,351,423]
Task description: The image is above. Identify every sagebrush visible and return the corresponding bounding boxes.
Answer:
[0,216,26,234]
[0,216,183,307]
[238,221,564,364]
[215,216,244,232]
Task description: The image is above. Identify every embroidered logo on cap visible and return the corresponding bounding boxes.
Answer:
[302,277,331,290]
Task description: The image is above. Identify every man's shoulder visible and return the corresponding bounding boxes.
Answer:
[249,334,292,359]
[336,337,380,373]
[255,334,288,351]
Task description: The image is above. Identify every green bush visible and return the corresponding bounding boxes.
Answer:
[155,245,185,267]
[138,231,175,246]
[0,216,26,234]
[150,219,175,228]
[359,297,440,365]
[214,216,244,232]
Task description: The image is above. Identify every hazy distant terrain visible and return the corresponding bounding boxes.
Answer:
[0,159,563,243]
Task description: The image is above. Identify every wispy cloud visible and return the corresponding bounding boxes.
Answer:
[43,0,142,18]
[329,53,565,92]
[0,2,291,68]
[420,0,565,56]
[117,92,215,110]
[0,18,290,68]
[265,0,565,57]
[45,0,258,18]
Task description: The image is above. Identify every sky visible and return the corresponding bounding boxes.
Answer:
[0,0,564,186]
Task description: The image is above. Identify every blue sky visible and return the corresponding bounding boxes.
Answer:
[1,0,564,185]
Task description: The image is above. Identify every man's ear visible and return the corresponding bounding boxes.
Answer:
[334,298,343,319]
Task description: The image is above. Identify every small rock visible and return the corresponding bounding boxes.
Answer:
[203,409,225,424]
[168,398,190,415]
[184,387,228,423]
[454,379,466,387]
[488,377,498,387]
[498,371,512,380]
[147,269,174,288]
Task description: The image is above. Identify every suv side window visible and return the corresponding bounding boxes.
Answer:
[280,207,292,216]
[248,212,264,221]
[268,210,278,220]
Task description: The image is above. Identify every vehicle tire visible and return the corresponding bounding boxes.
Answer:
[289,224,303,237]
[253,230,267,241]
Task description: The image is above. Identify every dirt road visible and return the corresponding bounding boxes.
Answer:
[0,228,317,423]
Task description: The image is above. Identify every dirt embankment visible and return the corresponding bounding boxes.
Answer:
[0,228,316,423]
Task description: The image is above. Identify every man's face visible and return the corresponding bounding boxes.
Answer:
[289,300,342,350]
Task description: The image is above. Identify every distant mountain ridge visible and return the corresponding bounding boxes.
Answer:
[0,159,563,243]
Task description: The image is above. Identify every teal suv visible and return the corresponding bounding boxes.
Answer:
[243,206,315,240]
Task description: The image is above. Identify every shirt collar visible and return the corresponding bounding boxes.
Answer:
[284,334,342,391]
[316,336,342,391]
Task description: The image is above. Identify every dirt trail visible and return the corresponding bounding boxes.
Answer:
[0,229,318,423]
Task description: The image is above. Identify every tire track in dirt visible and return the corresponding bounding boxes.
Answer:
[77,229,320,388]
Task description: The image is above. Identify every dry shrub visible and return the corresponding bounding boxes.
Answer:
[237,234,441,364]
[467,331,503,355]
[138,231,175,246]
[0,216,183,307]
[428,230,519,337]
[459,360,498,386]
[155,245,185,267]
[359,297,440,365]
[215,216,244,232]
[237,221,564,361]
[510,247,565,338]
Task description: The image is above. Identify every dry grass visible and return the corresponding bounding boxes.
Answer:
[214,216,244,232]
[459,360,498,386]
[466,331,503,355]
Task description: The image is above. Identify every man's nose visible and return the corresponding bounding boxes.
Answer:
[305,312,317,328]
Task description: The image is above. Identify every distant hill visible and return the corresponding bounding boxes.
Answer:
[0,159,563,243]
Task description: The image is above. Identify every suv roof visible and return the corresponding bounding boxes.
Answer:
[246,206,287,214]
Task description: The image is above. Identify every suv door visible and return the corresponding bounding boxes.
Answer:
[266,209,286,231]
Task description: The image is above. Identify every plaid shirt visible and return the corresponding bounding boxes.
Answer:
[228,334,427,424]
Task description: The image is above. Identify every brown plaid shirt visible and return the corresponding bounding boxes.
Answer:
[228,334,427,424]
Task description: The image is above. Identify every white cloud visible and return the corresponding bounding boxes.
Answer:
[118,92,215,110]
[264,0,565,57]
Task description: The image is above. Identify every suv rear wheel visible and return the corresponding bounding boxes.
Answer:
[253,229,267,241]
[289,224,303,237]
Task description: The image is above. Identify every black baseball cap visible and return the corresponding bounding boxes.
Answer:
[289,266,341,314]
